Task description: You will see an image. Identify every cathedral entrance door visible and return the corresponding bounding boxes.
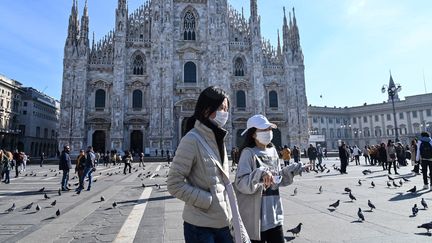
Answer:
[92,130,106,153]
[273,129,282,150]
[130,130,143,153]
[181,117,190,138]
[236,129,245,148]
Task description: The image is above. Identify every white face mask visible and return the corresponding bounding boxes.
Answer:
[255,130,273,145]
[212,111,229,127]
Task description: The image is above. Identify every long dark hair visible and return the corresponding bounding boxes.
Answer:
[185,86,230,133]
[239,127,273,154]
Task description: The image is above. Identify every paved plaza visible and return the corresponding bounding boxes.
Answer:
[0,158,431,243]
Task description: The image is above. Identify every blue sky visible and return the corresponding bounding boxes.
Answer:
[0,0,431,107]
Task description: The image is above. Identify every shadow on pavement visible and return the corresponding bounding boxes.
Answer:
[414,232,432,237]
[389,191,430,201]
[284,236,296,241]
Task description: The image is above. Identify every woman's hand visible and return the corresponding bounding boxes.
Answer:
[262,171,273,189]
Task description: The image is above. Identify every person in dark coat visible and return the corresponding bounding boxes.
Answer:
[307,144,317,170]
[378,143,388,171]
[338,142,350,174]
[59,145,72,191]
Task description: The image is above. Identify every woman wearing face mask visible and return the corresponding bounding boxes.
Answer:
[234,114,307,243]
[167,86,234,243]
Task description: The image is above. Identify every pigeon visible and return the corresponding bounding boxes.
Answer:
[407,186,416,193]
[38,187,45,193]
[44,174,48,177]
[100,196,105,202]
[371,181,375,188]
[58,188,62,196]
[286,223,302,236]
[388,175,394,181]
[293,188,298,196]
[93,179,97,182]
[358,180,362,186]
[56,209,60,217]
[54,173,57,177]
[51,200,57,207]
[76,190,81,195]
[344,187,351,193]
[329,200,340,208]
[387,181,391,188]
[36,204,41,211]
[112,202,117,208]
[392,181,400,188]
[349,192,356,201]
[417,222,432,233]
[357,208,365,221]
[23,202,33,210]
[142,183,146,188]
[368,200,376,211]
[412,204,419,216]
[326,169,330,173]
[399,180,403,187]
[319,186,323,194]
[5,203,15,213]
[44,193,50,199]
[421,198,428,209]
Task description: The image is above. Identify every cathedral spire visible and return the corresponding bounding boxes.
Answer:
[283,6,287,27]
[250,0,258,22]
[290,7,301,52]
[277,29,282,56]
[80,0,89,45]
[66,0,79,46]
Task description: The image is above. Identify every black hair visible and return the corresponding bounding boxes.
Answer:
[185,86,230,133]
[239,127,273,154]
[421,132,430,137]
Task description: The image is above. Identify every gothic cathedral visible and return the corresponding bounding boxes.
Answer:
[59,0,309,155]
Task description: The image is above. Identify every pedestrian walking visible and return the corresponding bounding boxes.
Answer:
[280,145,291,166]
[387,140,398,175]
[363,146,370,164]
[139,152,145,167]
[167,86,234,243]
[292,146,300,162]
[123,150,132,174]
[80,146,96,192]
[410,139,419,174]
[1,150,12,184]
[339,142,349,174]
[353,145,361,165]
[416,132,432,190]
[316,144,324,170]
[59,146,72,191]
[39,152,45,167]
[75,150,86,191]
[307,144,317,170]
[22,152,28,171]
[234,114,308,242]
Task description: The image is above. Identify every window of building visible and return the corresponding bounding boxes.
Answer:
[386,114,391,121]
[23,102,27,107]
[234,58,245,76]
[183,11,196,40]
[23,110,27,115]
[236,90,246,108]
[321,117,324,123]
[132,55,144,75]
[184,62,197,83]
[36,127,40,138]
[269,91,278,108]
[399,112,404,119]
[375,115,379,122]
[412,111,418,118]
[330,128,334,138]
[329,118,333,123]
[363,116,367,123]
[353,117,357,124]
[44,128,48,138]
[336,118,340,123]
[313,117,318,123]
[337,128,341,138]
[132,90,143,109]
[19,125,25,136]
[426,109,431,117]
[95,89,106,108]
[52,129,55,138]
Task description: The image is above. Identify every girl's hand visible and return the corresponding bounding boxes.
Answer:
[262,171,273,189]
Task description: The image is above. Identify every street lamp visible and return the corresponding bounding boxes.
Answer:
[382,74,402,142]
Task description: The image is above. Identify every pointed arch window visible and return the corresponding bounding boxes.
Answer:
[236,90,246,108]
[184,62,197,83]
[132,90,143,109]
[269,91,278,108]
[234,58,245,76]
[95,89,106,109]
[133,55,145,75]
[183,11,196,40]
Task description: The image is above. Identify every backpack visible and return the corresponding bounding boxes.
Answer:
[420,142,432,159]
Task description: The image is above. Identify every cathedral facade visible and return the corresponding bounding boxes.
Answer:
[59,0,309,155]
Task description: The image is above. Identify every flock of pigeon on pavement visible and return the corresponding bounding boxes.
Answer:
[2,162,431,239]
[2,165,166,222]
[284,164,432,237]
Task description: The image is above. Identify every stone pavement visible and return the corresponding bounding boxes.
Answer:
[0,158,431,242]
